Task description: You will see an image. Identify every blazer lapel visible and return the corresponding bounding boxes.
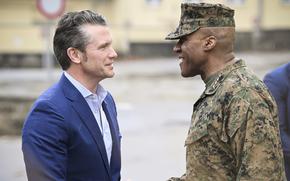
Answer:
[286,62,290,84]
[102,100,119,148]
[102,99,121,173]
[60,75,111,177]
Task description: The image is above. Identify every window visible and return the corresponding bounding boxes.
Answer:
[281,0,290,4]
[146,0,161,6]
[182,0,203,3]
[227,0,245,5]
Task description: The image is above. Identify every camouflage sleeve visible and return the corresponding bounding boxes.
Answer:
[167,174,186,181]
[226,89,285,180]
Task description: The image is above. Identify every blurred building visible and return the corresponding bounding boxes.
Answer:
[0,0,289,67]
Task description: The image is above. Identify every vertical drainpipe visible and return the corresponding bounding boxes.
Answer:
[252,0,264,50]
[120,0,132,56]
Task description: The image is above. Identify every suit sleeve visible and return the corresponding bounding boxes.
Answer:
[22,100,68,181]
[264,72,290,158]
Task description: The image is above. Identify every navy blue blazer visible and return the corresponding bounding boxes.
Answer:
[22,74,121,181]
[264,62,290,180]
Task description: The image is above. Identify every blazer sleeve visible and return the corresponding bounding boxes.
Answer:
[264,71,290,155]
[22,100,68,181]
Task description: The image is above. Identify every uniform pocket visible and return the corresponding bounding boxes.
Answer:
[185,123,208,146]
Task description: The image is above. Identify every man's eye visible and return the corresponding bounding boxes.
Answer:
[98,46,107,50]
[179,37,187,44]
[99,43,110,50]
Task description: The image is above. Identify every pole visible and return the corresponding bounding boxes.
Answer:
[42,22,53,82]
[253,0,264,50]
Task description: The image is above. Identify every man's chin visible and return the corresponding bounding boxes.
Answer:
[107,72,115,78]
[181,71,190,78]
[181,71,195,78]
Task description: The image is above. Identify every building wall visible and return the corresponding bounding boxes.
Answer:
[200,0,290,30]
[263,0,290,30]
[0,0,289,62]
[0,1,43,54]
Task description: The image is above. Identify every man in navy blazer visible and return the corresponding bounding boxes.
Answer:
[22,10,121,181]
[264,62,290,181]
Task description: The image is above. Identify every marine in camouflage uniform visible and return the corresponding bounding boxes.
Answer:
[165,3,286,181]
[170,60,285,180]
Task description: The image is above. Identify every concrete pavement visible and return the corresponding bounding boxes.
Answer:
[0,51,289,181]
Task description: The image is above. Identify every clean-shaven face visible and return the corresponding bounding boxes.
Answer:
[173,31,207,78]
[80,24,117,82]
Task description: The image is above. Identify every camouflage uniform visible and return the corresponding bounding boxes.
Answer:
[166,3,286,180]
[168,60,286,181]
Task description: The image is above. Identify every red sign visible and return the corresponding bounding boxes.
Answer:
[37,0,65,19]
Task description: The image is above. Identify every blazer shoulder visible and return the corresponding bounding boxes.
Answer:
[264,63,290,84]
[268,63,289,77]
[31,80,71,116]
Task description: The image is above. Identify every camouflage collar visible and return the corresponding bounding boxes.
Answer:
[204,59,246,95]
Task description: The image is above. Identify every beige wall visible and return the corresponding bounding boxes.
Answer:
[0,1,43,53]
[203,0,290,30]
[0,0,289,54]
[263,0,290,29]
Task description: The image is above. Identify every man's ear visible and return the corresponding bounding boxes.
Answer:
[203,36,217,51]
[67,47,82,64]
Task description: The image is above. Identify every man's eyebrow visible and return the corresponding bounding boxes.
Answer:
[98,41,111,48]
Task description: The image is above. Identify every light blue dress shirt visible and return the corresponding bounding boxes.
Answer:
[64,72,113,163]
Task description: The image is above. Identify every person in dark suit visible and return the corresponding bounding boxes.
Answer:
[264,62,290,181]
[22,10,121,181]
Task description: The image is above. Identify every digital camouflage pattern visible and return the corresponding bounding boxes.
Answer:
[168,60,286,181]
[165,3,235,40]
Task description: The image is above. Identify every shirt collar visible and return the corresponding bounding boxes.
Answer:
[204,59,246,95]
[64,72,107,101]
[204,71,220,88]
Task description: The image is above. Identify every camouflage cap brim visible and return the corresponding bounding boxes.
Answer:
[165,26,200,40]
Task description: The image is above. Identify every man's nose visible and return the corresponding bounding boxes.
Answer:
[173,44,181,53]
[109,47,118,59]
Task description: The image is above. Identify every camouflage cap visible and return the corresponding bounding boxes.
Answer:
[165,3,235,40]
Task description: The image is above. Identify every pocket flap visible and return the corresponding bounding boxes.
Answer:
[185,123,208,146]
